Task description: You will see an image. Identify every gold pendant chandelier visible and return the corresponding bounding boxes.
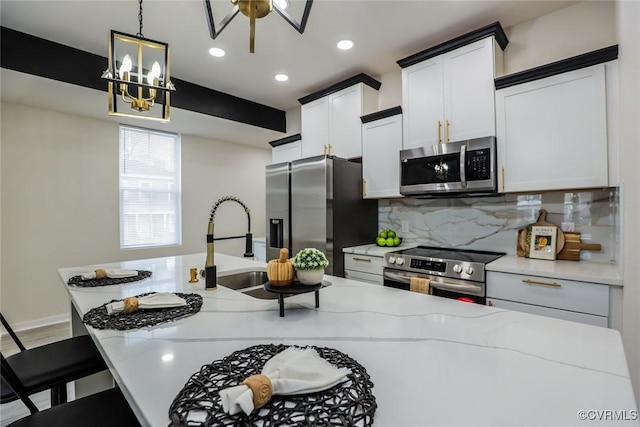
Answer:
[101,0,175,122]
[204,0,313,53]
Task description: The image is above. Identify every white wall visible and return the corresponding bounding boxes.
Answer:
[617,0,640,407]
[0,102,270,328]
[504,1,616,75]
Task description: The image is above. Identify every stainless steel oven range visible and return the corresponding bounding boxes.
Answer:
[383,246,505,304]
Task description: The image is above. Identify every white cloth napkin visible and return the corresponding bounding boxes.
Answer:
[81,268,139,280]
[106,292,186,315]
[219,347,351,416]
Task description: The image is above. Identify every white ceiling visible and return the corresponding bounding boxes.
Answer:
[1,0,578,147]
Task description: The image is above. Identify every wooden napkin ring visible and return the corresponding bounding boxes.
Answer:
[242,374,273,410]
[123,297,139,314]
[95,269,107,279]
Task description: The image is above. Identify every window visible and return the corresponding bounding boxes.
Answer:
[119,125,181,248]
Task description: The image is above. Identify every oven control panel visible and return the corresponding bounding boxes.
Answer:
[384,254,485,282]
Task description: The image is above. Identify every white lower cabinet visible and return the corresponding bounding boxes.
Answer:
[486,271,609,327]
[253,238,266,263]
[344,253,384,285]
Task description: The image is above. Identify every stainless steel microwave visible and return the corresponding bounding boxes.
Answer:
[400,136,498,197]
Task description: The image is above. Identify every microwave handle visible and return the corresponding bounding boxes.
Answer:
[460,145,467,188]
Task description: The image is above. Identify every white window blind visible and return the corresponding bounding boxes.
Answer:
[119,125,181,249]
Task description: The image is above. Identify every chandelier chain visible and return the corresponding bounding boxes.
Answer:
[137,0,144,37]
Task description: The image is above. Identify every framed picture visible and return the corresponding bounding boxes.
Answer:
[529,226,557,260]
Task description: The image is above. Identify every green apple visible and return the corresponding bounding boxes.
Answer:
[378,230,388,239]
[376,237,386,246]
[393,237,401,246]
[387,230,396,239]
[385,237,395,246]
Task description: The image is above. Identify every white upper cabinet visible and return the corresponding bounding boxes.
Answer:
[361,109,403,199]
[495,63,609,193]
[300,76,379,159]
[271,135,302,164]
[300,97,330,158]
[401,36,502,149]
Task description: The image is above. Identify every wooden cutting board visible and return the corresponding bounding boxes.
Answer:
[556,232,602,261]
[516,209,565,257]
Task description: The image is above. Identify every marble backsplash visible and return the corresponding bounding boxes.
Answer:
[379,189,619,264]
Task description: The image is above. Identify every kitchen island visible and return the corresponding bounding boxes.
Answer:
[58,253,638,427]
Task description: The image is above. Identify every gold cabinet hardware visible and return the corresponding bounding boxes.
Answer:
[323,144,328,155]
[487,300,493,307]
[500,166,505,192]
[328,144,333,155]
[352,257,371,262]
[437,121,442,143]
[522,279,562,288]
[363,179,367,198]
[445,120,450,142]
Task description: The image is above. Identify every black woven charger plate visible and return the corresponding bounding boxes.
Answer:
[168,344,377,427]
[83,292,203,331]
[67,270,152,287]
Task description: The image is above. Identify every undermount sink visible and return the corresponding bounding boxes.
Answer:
[217,270,331,300]
[217,270,268,290]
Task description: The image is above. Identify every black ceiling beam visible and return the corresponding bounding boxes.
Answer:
[0,26,286,132]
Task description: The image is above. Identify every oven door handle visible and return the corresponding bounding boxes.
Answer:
[383,271,482,293]
[430,280,482,294]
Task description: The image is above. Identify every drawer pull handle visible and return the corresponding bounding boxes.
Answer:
[352,257,371,262]
[522,279,561,288]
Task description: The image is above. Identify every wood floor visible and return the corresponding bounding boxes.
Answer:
[0,322,73,426]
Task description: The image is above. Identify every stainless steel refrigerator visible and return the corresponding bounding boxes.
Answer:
[266,155,378,277]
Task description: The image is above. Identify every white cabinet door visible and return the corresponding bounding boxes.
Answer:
[443,37,496,143]
[402,58,444,149]
[402,37,498,150]
[271,140,302,164]
[496,64,608,193]
[329,85,363,159]
[487,298,608,328]
[301,97,329,158]
[362,114,403,198]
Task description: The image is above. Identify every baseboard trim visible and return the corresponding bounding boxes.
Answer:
[1,313,70,334]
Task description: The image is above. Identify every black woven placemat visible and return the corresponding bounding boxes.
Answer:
[83,292,203,330]
[168,344,377,427]
[67,270,152,287]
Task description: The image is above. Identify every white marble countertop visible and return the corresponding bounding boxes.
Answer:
[342,243,417,257]
[58,253,637,427]
[487,255,623,286]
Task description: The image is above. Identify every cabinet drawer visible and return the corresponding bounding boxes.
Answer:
[344,254,384,275]
[344,270,383,285]
[487,298,608,328]
[486,272,609,316]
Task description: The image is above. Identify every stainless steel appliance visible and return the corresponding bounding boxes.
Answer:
[400,136,498,197]
[266,155,377,277]
[383,246,505,304]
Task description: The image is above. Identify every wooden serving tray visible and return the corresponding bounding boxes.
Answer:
[516,210,565,257]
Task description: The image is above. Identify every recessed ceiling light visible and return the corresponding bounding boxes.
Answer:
[273,0,288,10]
[208,47,226,57]
[274,73,289,82]
[337,39,355,51]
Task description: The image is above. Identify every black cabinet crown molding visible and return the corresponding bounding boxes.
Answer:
[298,73,382,105]
[397,21,508,69]
[494,45,619,90]
[268,133,302,147]
[0,26,286,132]
[360,106,402,124]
